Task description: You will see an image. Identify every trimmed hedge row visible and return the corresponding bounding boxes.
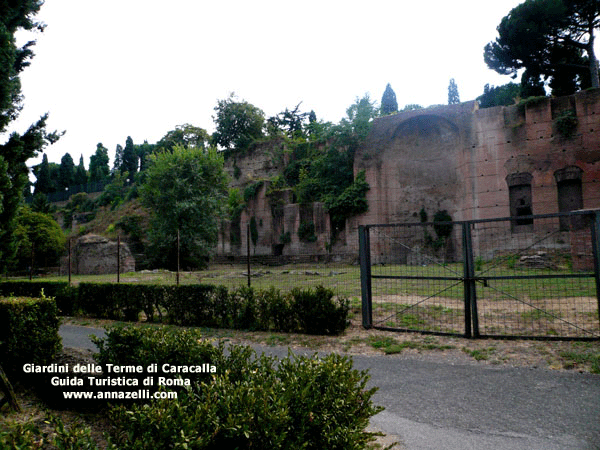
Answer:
[94,326,383,449]
[0,294,62,375]
[78,282,349,335]
[0,281,350,335]
[0,281,77,315]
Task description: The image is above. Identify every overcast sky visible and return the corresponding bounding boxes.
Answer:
[8,0,544,169]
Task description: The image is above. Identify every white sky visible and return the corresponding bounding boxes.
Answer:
[7,0,535,169]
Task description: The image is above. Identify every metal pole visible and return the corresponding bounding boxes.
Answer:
[117,235,121,283]
[29,241,34,281]
[68,238,71,284]
[247,223,251,287]
[590,212,600,324]
[462,223,474,338]
[176,228,180,286]
[359,226,373,329]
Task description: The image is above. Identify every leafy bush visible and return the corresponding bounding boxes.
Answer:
[0,293,62,375]
[291,285,349,335]
[0,281,77,315]
[100,326,382,450]
[554,110,578,138]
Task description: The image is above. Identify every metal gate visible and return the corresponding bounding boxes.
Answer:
[359,210,600,339]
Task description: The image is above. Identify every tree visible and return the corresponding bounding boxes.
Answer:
[13,206,65,271]
[212,94,265,150]
[267,103,309,139]
[477,82,522,108]
[121,136,138,178]
[58,153,75,190]
[484,0,600,94]
[34,153,52,195]
[89,143,110,182]
[140,145,228,269]
[156,124,210,152]
[113,144,123,174]
[0,1,61,271]
[448,78,460,104]
[74,154,87,186]
[380,83,398,115]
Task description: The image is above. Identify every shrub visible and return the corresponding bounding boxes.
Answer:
[0,281,77,315]
[0,293,62,375]
[77,283,143,321]
[101,326,383,450]
[291,285,349,335]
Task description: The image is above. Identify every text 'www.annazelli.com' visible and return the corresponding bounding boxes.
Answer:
[62,390,177,400]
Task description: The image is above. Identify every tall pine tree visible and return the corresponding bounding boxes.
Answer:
[448,78,460,104]
[74,154,88,186]
[0,1,61,270]
[121,136,138,178]
[89,143,110,182]
[34,153,52,195]
[380,83,398,115]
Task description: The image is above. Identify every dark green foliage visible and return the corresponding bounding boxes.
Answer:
[484,0,599,94]
[68,282,349,335]
[121,136,138,177]
[0,294,62,375]
[0,281,76,315]
[92,325,221,381]
[13,206,65,271]
[89,143,110,182]
[212,94,265,150]
[243,181,263,203]
[33,153,52,194]
[448,78,460,105]
[554,110,579,138]
[291,285,349,335]
[58,152,75,190]
[156,124,210,152]
[433,210,453,239]
[74,154,88,186]
[141,145,228,270]
[325,170,370,232]
[380,83,398,115]
[298,220,317,242]
[477,83,521,108]
[98,325,382,450]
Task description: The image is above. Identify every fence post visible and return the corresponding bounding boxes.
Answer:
[68,238,71,284]
[176,228,180,286]
[359,225,373,329]
[461,223,478,338]
[591,211,600,321]
[247,223,251,288]
[117,235,120,283]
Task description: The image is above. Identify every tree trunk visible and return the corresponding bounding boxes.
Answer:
[588,23,599,88]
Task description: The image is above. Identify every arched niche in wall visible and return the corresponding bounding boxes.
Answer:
[554,166,584,230]
[506,172,533,232]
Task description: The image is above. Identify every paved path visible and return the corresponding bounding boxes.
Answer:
[60,325,600,450]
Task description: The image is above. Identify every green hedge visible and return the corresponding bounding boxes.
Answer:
[0,281,77,315]
[1,281,350,335]
[0,294,62,375]
[77,283,349,335]
[95,325,383,449]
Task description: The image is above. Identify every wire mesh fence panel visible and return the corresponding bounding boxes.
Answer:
[360,211,600,340]
[470,214,600,339]
[366,223,467,336]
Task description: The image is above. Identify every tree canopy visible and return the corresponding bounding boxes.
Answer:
[380,83,398,115]
[0,1,61,270]
[140,145,228,269]
[484,0,600,95]
[448,78,460,104]
[212,94,265,150]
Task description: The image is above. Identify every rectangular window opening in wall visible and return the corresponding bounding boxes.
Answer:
[509,184,533,232]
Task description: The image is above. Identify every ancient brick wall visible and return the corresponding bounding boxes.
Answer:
[215,90,600,259]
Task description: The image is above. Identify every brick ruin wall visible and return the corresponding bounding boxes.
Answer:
[216,90,600,264]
